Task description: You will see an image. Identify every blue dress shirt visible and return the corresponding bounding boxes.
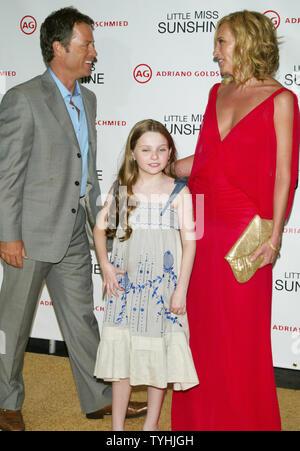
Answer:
[49,68,89,197]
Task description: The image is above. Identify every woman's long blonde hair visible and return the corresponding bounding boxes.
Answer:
[215,10,279,84]
[106,119,177,241]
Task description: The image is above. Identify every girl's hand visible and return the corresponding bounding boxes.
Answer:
[100,261,125,298]
[170,289,187,315]
[250,239,280,268]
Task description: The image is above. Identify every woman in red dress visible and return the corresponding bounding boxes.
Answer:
[171,10,299,431]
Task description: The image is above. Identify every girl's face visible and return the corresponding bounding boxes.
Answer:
[132,132,172,176]
[213,23,236,76]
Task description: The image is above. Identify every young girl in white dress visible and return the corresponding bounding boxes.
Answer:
[94,119,199,431]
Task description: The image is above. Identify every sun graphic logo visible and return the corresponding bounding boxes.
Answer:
[264,10,281,29]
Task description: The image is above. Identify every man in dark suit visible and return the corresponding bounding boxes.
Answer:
[0,7,146,431]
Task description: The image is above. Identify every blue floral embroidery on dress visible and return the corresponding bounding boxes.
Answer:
[115,272,131,324]
[119,272,130,291]
[163,251,178,284]
[112,251,182,328]
[163,251,174,273]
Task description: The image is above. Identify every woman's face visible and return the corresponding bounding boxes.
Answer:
[213,23,236,76]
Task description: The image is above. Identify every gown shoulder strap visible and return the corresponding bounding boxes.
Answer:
[269,87,289,100]
[267,86,300,104]
[207,83,221,104]
[160,177,188,216]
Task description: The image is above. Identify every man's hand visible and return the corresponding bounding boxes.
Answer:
[0,240,28,268]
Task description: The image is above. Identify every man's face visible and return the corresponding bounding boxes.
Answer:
[61,22,97,79]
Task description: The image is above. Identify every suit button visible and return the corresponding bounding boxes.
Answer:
[75,181,80,186]
[77,153,81,158]
[71,208,76,214]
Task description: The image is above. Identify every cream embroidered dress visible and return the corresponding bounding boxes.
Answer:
[94,179,199,390]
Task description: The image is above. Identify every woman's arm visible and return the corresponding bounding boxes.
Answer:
[173,155,194,178]
[270,91,294,247]
[94,186,125,297]
[170,186,196,315]
[251,90,294,267]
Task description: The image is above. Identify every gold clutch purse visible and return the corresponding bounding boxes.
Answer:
[224,215,273,283]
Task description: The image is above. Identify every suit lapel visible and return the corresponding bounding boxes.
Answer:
[40,70,80,151]
[81,87,96,155]
[80,86,97,183]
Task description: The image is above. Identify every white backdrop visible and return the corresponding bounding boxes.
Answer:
[0,0,299,370]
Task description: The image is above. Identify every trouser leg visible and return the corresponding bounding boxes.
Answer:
[0,259,50,410]
[45,205,111,413]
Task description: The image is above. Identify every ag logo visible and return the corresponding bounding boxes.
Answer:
[133,64,152,84]
[20,15,37,35]
[264,10,281,29]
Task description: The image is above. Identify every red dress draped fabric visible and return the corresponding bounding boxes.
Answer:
[171,83,300,431]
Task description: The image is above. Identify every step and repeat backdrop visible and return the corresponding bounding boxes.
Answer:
[0,0,299,369]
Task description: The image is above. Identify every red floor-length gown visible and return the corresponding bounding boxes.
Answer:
[172,83,299,431]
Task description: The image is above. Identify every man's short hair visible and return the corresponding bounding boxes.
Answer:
[40,7,94,66]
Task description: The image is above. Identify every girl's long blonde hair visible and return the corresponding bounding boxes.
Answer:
[106,119,177,241]
[215,10,279,84]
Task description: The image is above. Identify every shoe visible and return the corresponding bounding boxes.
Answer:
[0,409,25,431]
[86,401,147,419]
